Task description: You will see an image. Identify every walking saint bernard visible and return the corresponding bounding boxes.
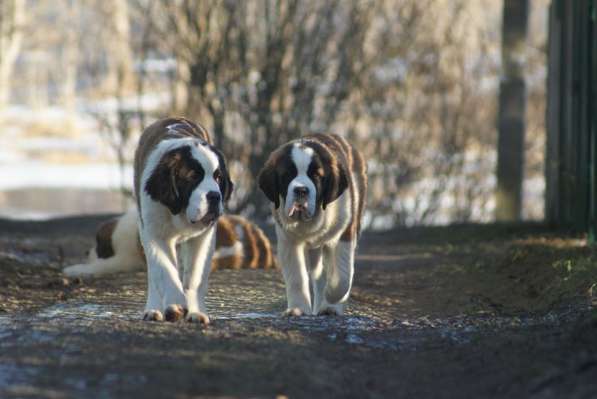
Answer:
[132,117,232,324]
[258,134,367,316]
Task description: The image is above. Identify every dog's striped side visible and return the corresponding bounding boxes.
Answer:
[213,215,276,271]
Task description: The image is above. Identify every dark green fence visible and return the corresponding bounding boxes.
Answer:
[545,0,597,237]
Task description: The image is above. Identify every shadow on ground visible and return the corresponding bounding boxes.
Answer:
[0,215,596,398]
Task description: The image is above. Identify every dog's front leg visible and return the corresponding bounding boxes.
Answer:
[143,239,186,321]
[306,247,325,315]
[181,226,215,325]
[320,239,356,315]
[277,226,311,316]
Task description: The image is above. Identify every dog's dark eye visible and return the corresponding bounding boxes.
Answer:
[311,168,324,180]
[213,169,222,183]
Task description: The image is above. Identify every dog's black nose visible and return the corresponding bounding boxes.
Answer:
[293,186,309,198]
[207,191,221,204]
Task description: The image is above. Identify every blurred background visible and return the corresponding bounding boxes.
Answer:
[0,0,550,227]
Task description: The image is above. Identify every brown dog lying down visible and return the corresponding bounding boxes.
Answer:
[63,209,276,277]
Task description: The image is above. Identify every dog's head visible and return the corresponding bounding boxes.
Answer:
[145,141,233,226]
[258,140,348,221]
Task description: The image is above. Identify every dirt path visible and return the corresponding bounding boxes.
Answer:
[1,216,596,398]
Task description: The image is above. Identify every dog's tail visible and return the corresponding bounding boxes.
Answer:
[212,215,277,271]
[63,208,144,277]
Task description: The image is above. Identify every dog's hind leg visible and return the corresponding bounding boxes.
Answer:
[320,239,356,315]
[311,246,343,316]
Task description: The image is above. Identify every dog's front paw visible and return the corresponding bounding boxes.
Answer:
[282,307,307,317]
[143,309,164,322]
[315,302,344,316]
[164,304,186,322]
[317,307,342,316]
[185,311,210,325]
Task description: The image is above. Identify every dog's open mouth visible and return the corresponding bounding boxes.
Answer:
[200,211,220,225]
[288,203,311,220]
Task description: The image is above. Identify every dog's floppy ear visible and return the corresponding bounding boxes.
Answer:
[258,154,280,209]
[144,148,185,215]
[209,145,234,202]
[321,160,348,210]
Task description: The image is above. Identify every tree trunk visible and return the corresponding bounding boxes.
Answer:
[0,0,24,110]
[104,0,135,96]
[62,0,78,117]
[495,0,529,221]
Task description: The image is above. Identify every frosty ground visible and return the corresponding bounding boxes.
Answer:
[0,215,596,398]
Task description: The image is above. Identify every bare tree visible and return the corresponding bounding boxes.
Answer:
[34,0,539,225]
[0,0,24,110]
[61,0,79,115]
[495,0,529,221]
[94,0,137,96]
[136,0,377,217]
[92,108,135,206]
[347,0,501,226]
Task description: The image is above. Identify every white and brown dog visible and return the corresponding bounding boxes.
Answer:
[62,211,276,277]
[126,117,232,324]
[258,134,367,316]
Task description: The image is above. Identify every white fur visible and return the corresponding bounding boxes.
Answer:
[273,142,356,316]
[285,145,317,218]
[212,241,243,260]
[63,209,143,277]
[276,224,312,316]
[139,136,224,323]
[167,122,191,134]
[180,226,215,322]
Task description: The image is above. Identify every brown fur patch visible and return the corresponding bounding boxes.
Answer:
[230,216,260,269]
[215,217,237,247]
[257,146,294,209]
[211,255,243,271]
[253,224,276,269]
[349,145,368,238]
[211,215,276,271]
[144,146,206,216]
[212,216,243,270]
[95,218,118,259]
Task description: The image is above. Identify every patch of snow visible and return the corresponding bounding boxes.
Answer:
[83,92,171,114]
[0,161,133,190]
[134,58,177,73]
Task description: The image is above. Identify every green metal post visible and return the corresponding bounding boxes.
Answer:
[590,0,597,242]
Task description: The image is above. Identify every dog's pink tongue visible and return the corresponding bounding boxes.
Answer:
[289,205,297,217]
[289,204,305,217]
